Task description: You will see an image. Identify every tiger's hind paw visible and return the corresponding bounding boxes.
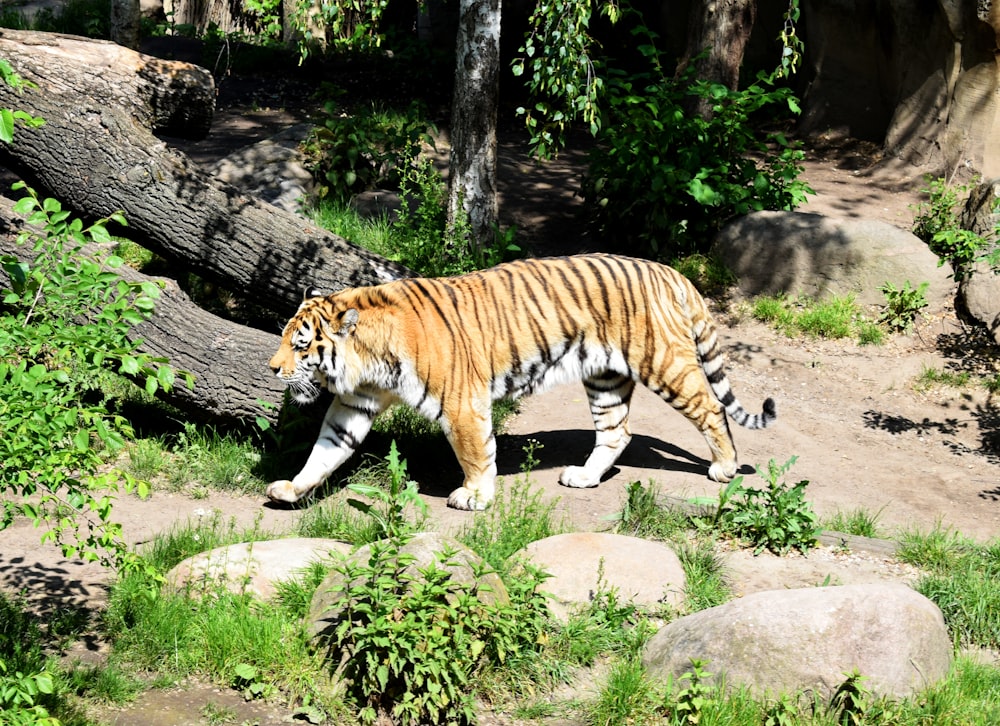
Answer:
[559,466,601,489]
[447,486,489,511]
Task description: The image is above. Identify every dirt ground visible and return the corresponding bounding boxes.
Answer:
[2,63,999,724]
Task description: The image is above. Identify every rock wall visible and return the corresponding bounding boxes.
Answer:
[795,0,1000,178]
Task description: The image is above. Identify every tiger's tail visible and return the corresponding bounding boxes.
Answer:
[692,316,777,430]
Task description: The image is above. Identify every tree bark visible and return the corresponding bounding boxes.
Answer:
[676,0,757,118]
[0,199,286,423]
[447,0,501,254]
[110,0,141,50]
[0,29,412,326]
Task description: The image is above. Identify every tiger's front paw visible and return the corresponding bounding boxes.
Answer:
[708,462,738,483]
[447,486,489,511]
[559,466,601,489]
[266,479,304,504]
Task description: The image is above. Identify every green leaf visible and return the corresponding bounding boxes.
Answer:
[0,108,14,143]
[233,663,258,681]
[73,429,90,451]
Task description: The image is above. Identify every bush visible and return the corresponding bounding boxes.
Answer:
[911,175,999,280]
[584,52,812,260]
[303,88,433,202]
[1,183,188,569]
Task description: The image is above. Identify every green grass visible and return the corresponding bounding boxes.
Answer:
[458,472,567,575]
[822,506,885,539]
[124,422,267,497]
[614,480,691,541]
[749,293,884,344]
[915,364,978,391]
[306,198,396,261]
[11,386,1000,726]
[898,526,1000,649]
[675,538,731,613]
[671,253,737,295]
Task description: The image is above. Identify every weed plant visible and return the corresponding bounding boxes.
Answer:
[317,447,552,724]
[879,280,929,333]
[692,456,819,555]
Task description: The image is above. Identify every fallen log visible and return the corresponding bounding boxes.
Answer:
[0,197,285,423]
[0,29,412,325]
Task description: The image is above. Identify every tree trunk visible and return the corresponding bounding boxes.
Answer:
[0,29,412,326]
[447,0,501,254]
[676,0,757,118]
[110,0,141,50]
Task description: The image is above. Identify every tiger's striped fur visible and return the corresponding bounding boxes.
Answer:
[266,254,776,510]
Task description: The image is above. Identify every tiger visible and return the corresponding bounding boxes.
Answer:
[265,253,776,511]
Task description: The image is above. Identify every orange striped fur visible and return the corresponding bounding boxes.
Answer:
[266,254,776,510]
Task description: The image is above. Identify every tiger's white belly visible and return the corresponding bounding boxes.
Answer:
[490,340,631,400]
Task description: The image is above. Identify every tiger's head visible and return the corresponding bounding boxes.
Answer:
[269,294,360,405]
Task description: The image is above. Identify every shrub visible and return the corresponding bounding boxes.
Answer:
[584,51,812,260]
[303,88,433,202]
[1,183,189,569]
[911,175,998,280]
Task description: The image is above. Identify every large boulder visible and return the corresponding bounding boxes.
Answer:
[517,532,686,622]
[307,532,508,640]
[166,537,351,600]
[713,211,954,309]
[642,583,952,701]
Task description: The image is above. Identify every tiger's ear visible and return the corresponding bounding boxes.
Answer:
[337,308,360,336]
[303,287,325,301]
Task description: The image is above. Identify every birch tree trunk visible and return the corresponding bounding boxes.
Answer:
[447,0,501,254]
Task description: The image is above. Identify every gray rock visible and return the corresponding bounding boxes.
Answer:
[958,259,1000,344]
[642,583,952,701]
[207,123,315,213]
[517,532,686,622]
[713,211,954,310]
[307,532,508,640]
[166,537,351,600]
